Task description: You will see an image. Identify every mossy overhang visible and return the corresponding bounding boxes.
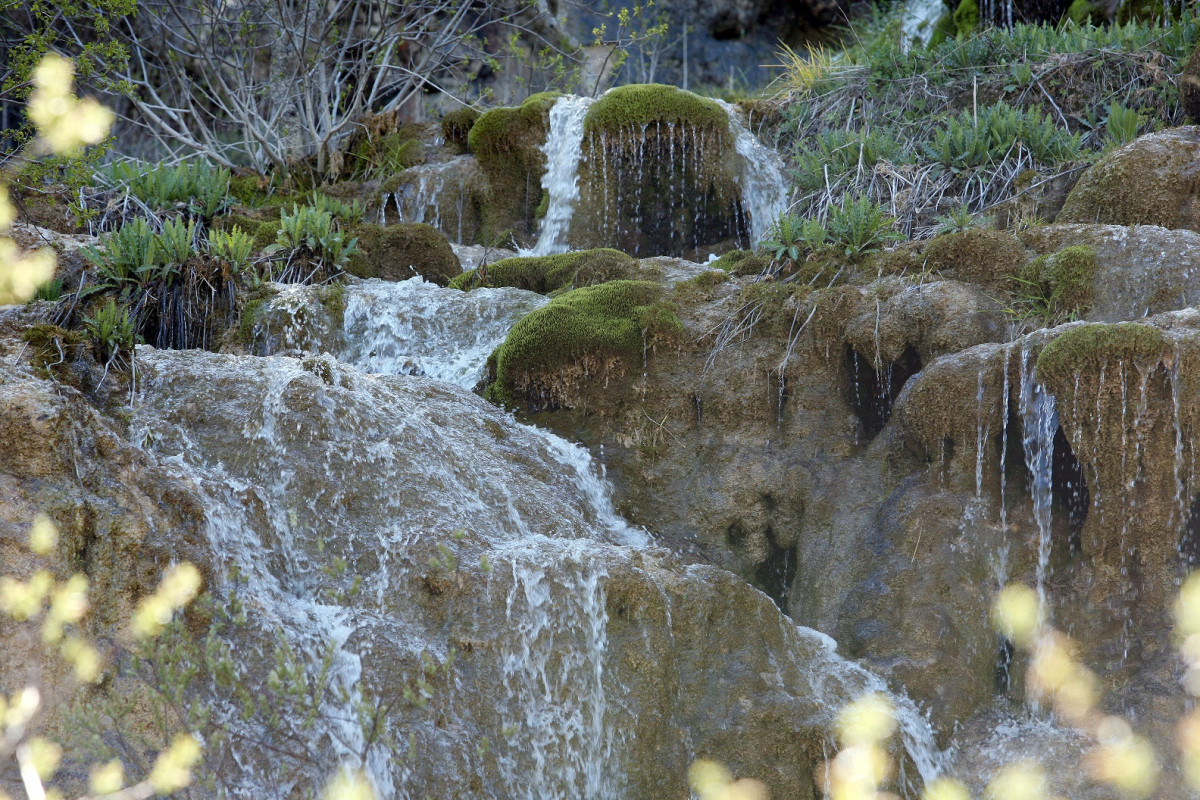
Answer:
[450,248,636,293]
[1036,322,1168,390]
[583,84,728,134]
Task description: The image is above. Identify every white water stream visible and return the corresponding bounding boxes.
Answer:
[130,276,947,797]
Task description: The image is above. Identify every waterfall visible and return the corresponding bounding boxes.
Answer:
[130,278,947,798]
[527,96,594,256]
[1018,348,1058,612]
[717,100,789,248]
[339,278,549,388]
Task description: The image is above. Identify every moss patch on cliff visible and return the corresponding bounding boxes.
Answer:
[468,93,561,243]
[485,280,674,410]
[1037,322,1168,388]
[450,248,636,293]
[442,108,481,149]
[1014,245,1098,322]
[584,84,727,133]
[345,222,459,285]
[711,249,770,276]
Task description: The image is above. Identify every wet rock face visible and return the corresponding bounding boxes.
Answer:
[0,354,209,756]
[1059,126,1200,230]
[120,347,930,800]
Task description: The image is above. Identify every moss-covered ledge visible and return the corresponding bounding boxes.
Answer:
[450,248,636,293]
[484,280,681,411]
[467,92,562,244]
[1036,322,1168,389]
[584,84,727,134]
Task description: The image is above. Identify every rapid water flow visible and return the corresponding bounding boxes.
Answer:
[1018,349,1058,611]
[133,278,947,797]
[527,96,595,256]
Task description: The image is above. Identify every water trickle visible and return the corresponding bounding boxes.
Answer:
[527,96,594,256]
[1018,349,1058,610]
[717,100,789,248]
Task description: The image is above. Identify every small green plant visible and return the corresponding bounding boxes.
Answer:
[107,161,232,219]
[1105,102,1142,150]
[84,296,137,366]
[34,277,63,302]
[307,192,366,227]
[268,203,359,280]
[793,128,905,191]
[158,216,197,267]
[827,196,902,257]
[934,205,981,234]
[208,226,255,273]
[760,213,805,264]
[925,102,1082,172]
[82,216,160,289]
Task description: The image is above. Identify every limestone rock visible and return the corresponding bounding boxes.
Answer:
[1058,126,1200,230]
[1019,223,1200,321]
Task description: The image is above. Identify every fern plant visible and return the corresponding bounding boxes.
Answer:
[307,192,366,226]
[208,226,255,273]
[827,196,902,257]
[84,297,138,363]
[1105,102,1142,150]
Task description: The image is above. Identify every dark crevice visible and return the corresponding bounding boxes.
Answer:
[754,527,797,611]
[1051,426,1088,556]
[1182,494,1200,568]
[847,344,923,439]
[995,636,1014,694]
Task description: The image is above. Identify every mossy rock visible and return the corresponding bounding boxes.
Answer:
[484,280,676,411]
[468,93,562,246]
[1037,322,1168,389]
[21,324,91,383]
[1058,127,1200,232]
[922,229,1028,290]
[228,174,273,207]
[442,108,481,149]
[952,0,979,34]
[573,85,741,256]
[235,286,281,347]
[345,222,459,285]
[346,126,425,179]
[1063,0,1100,23]
[1014,244,1098,321]
[583,84,726,134]
[711,249,770,276]
[450,248,636,293]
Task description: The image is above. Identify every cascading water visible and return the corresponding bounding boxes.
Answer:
[717,100,789,248]
[129,277,949,798]
[527,96,594,257]
[1018,348,1058,611]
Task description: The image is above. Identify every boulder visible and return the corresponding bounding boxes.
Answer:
[345,222,460,285]
[1058,127,1200,231]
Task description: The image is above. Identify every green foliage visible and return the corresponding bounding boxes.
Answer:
[107,161,232,219]
[0,0,135,102]
[346,128,425,180]
[451,248,637,293]
[208,226,255,274]
[1104,102,1143,150]
[269,204,359,275]
[34,277,63,302]
[925,103,1082,171]
[83,217,160,289]
[793,129,905,191]
[760,213,806,263]
[934,205,982,234]
[158,217,198,266]
[307,192,366,227]
[826,197,902,257]
[84,296,137,362]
